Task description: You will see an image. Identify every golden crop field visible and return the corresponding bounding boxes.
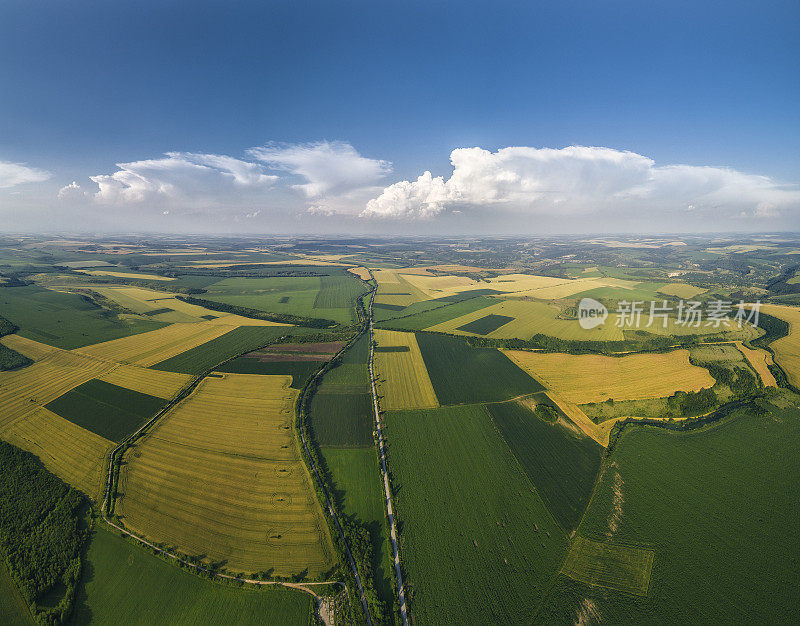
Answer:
[79,269,175,280]
[1,407,113,501]
[97,365,194,399]
[505,349,714,404]
[0,333,58,361]
[0,349,114,429]
[117,373,334,576]
[74,322,236,366]
[734,342,777,387]
[373,330,439,410]
[427,299,625,341]
[347,266,372,281]
[753,304,800,387]
[544,391,605,446]
[373,270,430,306]
[657,282,707,298]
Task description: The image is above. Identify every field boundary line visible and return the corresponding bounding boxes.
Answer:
[367,273,410,626]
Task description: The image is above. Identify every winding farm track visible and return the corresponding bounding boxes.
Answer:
[366,279,410,626]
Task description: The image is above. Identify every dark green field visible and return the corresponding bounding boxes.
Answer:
[487,401,602,532]
[216,358,321,388]
[376,295,496,328]
[456,313,515,335]
[386,404,567,625]
[537,405,800,623]
[0,285,165,349]
[152,326,311,374]
[46,379,165,442]
[72,528,314,625]
[310,391,373,447]
[0,560,32,625]
[415,333,544,404]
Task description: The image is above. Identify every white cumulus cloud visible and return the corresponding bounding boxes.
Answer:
[360,146,800,223]
[57,181,87,200]
[0,160,50,188]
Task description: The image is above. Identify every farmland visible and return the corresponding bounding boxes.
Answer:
[504,349,715,403]
[538,405,800,623]
[415,333,544,404]
[755,304,800,387]
[309,390,374,447]
[561,536,654,596]
[73,528,315,625]
[372,330,438,410]
[117,373,334,576]
[385,404,567,625]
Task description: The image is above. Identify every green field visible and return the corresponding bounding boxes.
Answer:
[0,561,31,626]
[322,447,393,606]
[46,379,165,442]
[0,285,166,349]
[310,390,374,447]
[538,405,800,623]
[561,536,654,596]
[487,401,602,532]
[72,528,314,625]
[216,358,321,388]
[376,296,497,329]
[386,404,568,625]
[322,334,370,388]
[456,313,515,335]
[152,325,309,374]
[415,333,544,404]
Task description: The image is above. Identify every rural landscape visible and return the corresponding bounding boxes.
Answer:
[1,233,799,624]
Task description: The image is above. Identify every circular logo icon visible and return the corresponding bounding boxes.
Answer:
[578,298,608,330]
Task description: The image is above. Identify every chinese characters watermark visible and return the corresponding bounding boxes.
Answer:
[578,298,760,330]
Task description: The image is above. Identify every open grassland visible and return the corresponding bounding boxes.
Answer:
[75,322,235,366]
[73,528,314,625]
[0,407,112,501]
[0,285,165,348]
[118,373,333,576]
[488,401,602,532]
[322,447,394,605]
[754,304,800,387]
[97,365,193,399]
[561,536,654,596]
[45,379,165,442]
[386,405,568,625]
[0,348,114,429]
[427,299,625,341]
[416,333,543,404]
[152,325,306,374]
[537,406,800,623]
[505,349,714,403]
[656,282,706,298]
[373,330,438,410]
[687,343,746,364]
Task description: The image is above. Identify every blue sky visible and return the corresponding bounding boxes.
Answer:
[1,0,798,233]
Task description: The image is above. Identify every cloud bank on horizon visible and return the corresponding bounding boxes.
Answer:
[6,142,800,231]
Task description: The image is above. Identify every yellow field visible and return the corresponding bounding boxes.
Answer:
[504,349,714,404]
[735,342,777,387]
[117,373,334,576]
[0,333,58,360]
[1,407,113,501]
[73,322,236,366]
[657,282,707,298]
[79,269,175,281]
[373,330,439,410]
[347,266,372,281]
[545,391,605,446]
[373,270,429,306]
[0,349,114,429]
[427,299,625,341]
[753,304,800,387]
[97,365,194,399]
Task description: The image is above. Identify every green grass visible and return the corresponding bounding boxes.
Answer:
[561,536,654,596]
[456,313,515,335]
[314,275,368,309]
[377,296,497,329]
[72,527,314,625]
[415,333,544,404]
[322,448,393,605]
[216,358,321,388]
[386,404,567,625]
[0,560,31,626]
[487,401,602,532]
[537,404,800,623]
[0,285,166,349]
[46,379,165,442]
[310,391,373,446]
[152,326,312,374]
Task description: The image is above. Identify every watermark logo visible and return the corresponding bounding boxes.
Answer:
[578,298,608,330]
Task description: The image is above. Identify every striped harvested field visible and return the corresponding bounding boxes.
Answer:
[734,342,777,387]
[1,407,113,501]
[0,333,58,361]
[0,349,114,429]
[505,349,714,404]
[754,304,800,387]
[97,365,194,399]
[74,322,235,366]
[117,373,334,576]
[373,330,438,410]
